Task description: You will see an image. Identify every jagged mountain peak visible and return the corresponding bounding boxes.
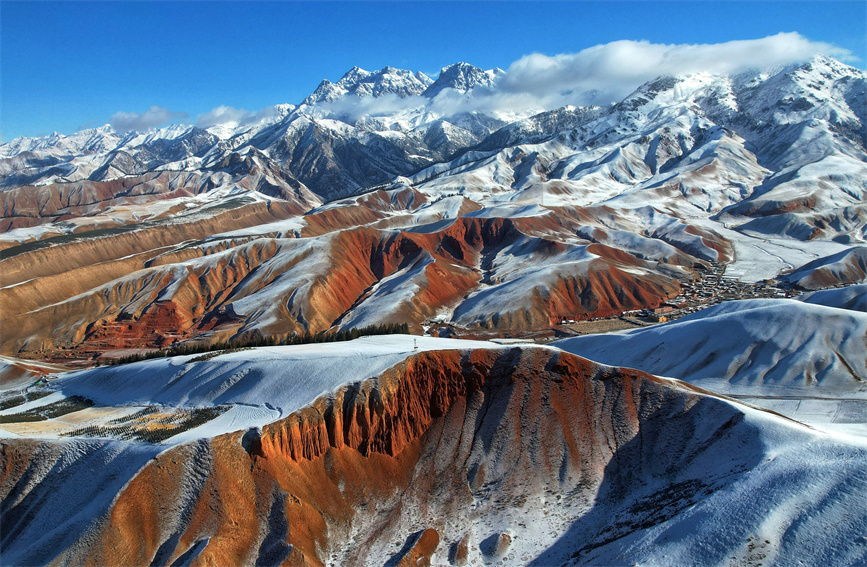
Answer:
[613,73,728,114]
[798,53,864,76]
[304,65,433,105]
[338,65,372,84]
[424,62,503,97]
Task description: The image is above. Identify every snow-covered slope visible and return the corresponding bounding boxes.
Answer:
[0,62,517,202]
[1,343,865,566]
[797,283,867,311]
[555,296,867,400]
[46,335,495,435]
[409,57,865,243]
[3,56,863,213]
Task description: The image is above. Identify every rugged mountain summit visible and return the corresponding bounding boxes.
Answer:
[423,62,505,97]
[304,65,434,104]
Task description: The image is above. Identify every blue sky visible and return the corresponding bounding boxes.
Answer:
[2,1,865,141]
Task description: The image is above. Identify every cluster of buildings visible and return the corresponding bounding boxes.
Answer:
[639,263,796,322]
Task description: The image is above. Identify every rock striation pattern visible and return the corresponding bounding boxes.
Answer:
[1,347,780,566]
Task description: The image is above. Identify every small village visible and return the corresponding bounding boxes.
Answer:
[636,261,798,323]
[555,262,801,337]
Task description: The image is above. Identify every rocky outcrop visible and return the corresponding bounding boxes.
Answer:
[0,347,767,566]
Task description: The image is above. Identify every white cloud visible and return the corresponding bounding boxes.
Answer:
[497,33,854,108]
[315,93,427,121]
[195,105,291,130]
[196,105,255,128]
[110,106,187,133]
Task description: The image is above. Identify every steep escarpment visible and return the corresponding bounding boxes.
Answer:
[1,347,789,566]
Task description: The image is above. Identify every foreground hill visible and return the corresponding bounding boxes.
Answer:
[1,339,865,565]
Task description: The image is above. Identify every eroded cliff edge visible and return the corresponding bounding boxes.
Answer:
[0,347,826,565]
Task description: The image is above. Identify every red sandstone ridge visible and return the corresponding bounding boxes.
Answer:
[0,347,765,565]
[0,206,693,359]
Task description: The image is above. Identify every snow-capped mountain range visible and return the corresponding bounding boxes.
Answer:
[0,62,512,198]
[4,55,862,210]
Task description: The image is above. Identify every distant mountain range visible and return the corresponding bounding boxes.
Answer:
[0,55,865,360]
[4,56,863,210]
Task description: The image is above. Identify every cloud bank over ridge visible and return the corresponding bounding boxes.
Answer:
[110,106,188,133]
[499,32,854,106]
[302,33,857,123]
[112,33,856,132]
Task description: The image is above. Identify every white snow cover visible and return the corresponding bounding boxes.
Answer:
[46,336,506,440]
[554,296,867,407]
[796,283,867,311]
[699,220,851,282]
[2,343,866,566]
[566,406,867,567]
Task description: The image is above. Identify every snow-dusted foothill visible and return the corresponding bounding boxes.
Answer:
[555,294,867,429]
[52,335,496,410]
[556,296,867,398]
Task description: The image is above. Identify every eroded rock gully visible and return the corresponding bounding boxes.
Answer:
[0,347,753,566]
[1,213,683,360]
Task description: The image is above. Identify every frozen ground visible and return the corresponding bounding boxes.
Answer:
[51,335,502,410]
[696,219,849,282]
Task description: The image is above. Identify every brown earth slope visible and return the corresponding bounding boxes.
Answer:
[0,213,684,359]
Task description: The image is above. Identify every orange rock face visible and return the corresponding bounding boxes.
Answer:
[0,347,754,566]
[1,205,690,360]
[1,174,721,361]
